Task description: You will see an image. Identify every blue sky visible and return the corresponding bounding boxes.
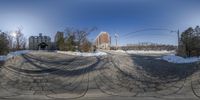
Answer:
[0,0,200,46]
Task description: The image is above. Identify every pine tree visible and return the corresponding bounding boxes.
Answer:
[179,26,200,57]
[0,32,9,55]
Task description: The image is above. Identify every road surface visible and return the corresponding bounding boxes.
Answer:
[0,51,199,100]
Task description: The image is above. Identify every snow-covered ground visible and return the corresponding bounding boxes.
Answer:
[111,50,200,63]
[112,50,175,54]
[57,51,107,57]
[2,50,199,64]
[0,50,30,61]
[127,50,175,54]
[162,54,200,63]
[0,56,7,61]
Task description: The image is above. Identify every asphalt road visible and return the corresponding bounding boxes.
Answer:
[0,51,199,100]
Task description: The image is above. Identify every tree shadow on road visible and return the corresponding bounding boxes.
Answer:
[0,61,4,66]
[5,54,106,77]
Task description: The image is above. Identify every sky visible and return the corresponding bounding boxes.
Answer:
[0,0,200,46]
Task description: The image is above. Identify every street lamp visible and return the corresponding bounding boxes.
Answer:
[170,30,180,46]
[115,33,119,50]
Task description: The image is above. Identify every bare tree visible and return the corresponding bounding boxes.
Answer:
[80,39,92,52]
[13,28,26,50]
[64,27,97,52]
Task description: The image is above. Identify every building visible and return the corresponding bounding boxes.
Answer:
[54,31,64,50]
[95,32,111,50]
[29,33,51,50]
[55,31,64,43]
[195,26,200,36]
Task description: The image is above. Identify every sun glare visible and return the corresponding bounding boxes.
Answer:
[11,32,17,37]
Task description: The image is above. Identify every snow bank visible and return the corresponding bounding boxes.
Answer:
[114,50,126,53]
[162,54,200,63]
[0,56,7,61]
[126,50,174,54]
[112,50,175,54]
[0,50,30,61]
[57,51,107,57]
[7,50,30,59]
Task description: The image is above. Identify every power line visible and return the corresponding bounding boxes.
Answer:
[122,28,176,38]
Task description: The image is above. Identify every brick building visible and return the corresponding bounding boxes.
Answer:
[95,32,111,50]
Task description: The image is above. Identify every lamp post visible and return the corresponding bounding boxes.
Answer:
[170,30,180,47]
[115,33,119,50]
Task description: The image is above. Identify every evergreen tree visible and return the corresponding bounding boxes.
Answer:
[179,26,200,57]
[66,35,75,51]
[57,37,65,51]
[0,32,9,55]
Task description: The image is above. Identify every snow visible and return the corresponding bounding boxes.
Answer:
[0,56,7,61]
[0,50,30,61]
[7,50,30,59]
[57,51,107,57]
[162,54,200,63]
[113,50,126,53]
[126,50,174,54]
[112,50,175,54]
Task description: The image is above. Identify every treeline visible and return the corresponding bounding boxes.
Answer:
[112,43,177,51]
[56,27,97,52]
[0,28,26,55]
[178,26,200,57]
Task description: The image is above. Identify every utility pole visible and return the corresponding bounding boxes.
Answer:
[177,30,180,46]
[177,30,180,54]
[177,30,180,48]
[115,33,119,50]
[170,30,180,46]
